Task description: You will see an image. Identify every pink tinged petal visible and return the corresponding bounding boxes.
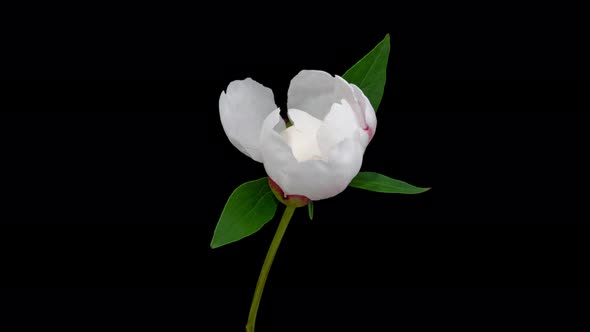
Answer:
[219,78,277,162]
[268,177,310,207]
[287,70,358,121]
[351,84,377,141]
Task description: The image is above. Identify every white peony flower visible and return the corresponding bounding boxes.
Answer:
[219,70,377,201]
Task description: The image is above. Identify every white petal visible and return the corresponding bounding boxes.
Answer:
[260,109,364,200]
[260,109,295,192]
[281,109,324,162]
[317,99,363,155]
[219,78,277,162]
[351,84,377,141]
[282,138,364,201]
[287,70,358,121]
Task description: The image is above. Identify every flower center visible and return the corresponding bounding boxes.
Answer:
[280,109,324,162]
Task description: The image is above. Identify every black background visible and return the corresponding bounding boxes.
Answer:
[2,3,589,331]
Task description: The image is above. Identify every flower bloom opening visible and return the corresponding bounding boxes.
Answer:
[220,70,377,201]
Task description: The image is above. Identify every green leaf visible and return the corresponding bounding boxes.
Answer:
[342,33,391,112]
[349,172,430,194]
[211,177,278,249]
[308,201,314,220]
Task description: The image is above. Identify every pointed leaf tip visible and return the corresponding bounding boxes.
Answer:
[342,33,391,111]
[349,172,430,194]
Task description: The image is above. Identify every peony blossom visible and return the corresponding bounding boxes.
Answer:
[219,70,377,202]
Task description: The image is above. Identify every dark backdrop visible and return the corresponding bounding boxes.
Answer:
[2,4,589,332]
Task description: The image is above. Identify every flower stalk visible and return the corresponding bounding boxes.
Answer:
[245,205,296,332]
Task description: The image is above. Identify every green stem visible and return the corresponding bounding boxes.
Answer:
[246,205,296,332]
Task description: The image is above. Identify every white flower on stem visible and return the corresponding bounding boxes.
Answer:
[219,70,377,202]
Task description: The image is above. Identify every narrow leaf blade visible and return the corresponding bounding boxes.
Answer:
[211,177,278,248]
[342,34,391,111]
[349,172,430,194]
[308,201,314,221]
